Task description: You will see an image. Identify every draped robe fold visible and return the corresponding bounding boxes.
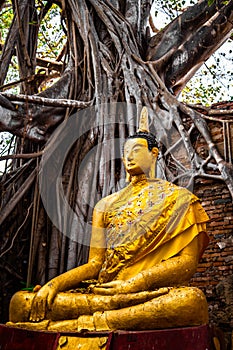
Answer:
[97,177,209,283]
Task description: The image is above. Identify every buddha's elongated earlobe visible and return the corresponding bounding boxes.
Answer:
[149,168,155,179]
[149,147,159,179]
[125,171,131,183]
[123,157,131,183]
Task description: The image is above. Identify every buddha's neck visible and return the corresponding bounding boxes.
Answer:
[130,173,149,185]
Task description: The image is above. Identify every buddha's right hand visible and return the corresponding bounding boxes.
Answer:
[29,283,57,322]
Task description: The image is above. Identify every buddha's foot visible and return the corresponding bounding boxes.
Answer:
[6,320,50,331]
[6,313,111,333]
[48,316,97,332]
[48,313,111,332]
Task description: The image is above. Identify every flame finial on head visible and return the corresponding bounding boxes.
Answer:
[137,106,149,133]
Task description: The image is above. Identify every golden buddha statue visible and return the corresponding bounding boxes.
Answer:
[8,108,209,332]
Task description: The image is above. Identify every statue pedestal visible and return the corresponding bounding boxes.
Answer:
[111,326,212,350]
[0,324,213,350]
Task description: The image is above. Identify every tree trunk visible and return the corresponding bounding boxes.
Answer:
[0,0,233,322]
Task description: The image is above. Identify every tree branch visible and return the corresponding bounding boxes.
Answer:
[0,202,33,258]
[0,0,29,85]
[14,0,32,68]
[0,151,43,161]
[0,168,37,226]
[36,57,64,72]
[189,104,233,116]
[147,0,233,93]
[2,92,92,108]
[165,0,233,94]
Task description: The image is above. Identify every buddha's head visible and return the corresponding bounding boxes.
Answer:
[123,131,159,179]
[123,107,159,180]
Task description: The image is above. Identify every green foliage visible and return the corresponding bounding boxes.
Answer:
[207,0,229,7]
[0,133,14,155]
[0,2,66,173]
[153,0,196,23]
[152,0,233,105]
[0,1,13,43]
[0,1,66,92]
[0,2,19,92]
[37,3,66,59]
[180,39,233,105]
[181,80,222,106]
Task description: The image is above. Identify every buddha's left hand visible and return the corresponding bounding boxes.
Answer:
[92,279,141,295]
[29,283,58,322]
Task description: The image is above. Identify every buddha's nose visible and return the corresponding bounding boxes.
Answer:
[127,152,133,161]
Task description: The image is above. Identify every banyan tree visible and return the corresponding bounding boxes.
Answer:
[0,0,233,321]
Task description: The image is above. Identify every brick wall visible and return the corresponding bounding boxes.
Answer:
[192,170,233,347]
[185,102,233,347]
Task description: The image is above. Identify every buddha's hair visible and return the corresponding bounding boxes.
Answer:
[127,131,158,151]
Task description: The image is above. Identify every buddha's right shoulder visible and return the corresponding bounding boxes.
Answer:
[94,191,120,212]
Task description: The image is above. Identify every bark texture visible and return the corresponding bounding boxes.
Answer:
[0,0,233,322]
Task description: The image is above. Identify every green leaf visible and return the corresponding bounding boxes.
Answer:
[20,281,34,292]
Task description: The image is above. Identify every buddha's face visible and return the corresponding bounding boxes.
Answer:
[123,138,157,176]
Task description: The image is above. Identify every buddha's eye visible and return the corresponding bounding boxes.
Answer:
[133,146,142,152]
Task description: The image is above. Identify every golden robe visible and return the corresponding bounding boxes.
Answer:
[98,176,209,283]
